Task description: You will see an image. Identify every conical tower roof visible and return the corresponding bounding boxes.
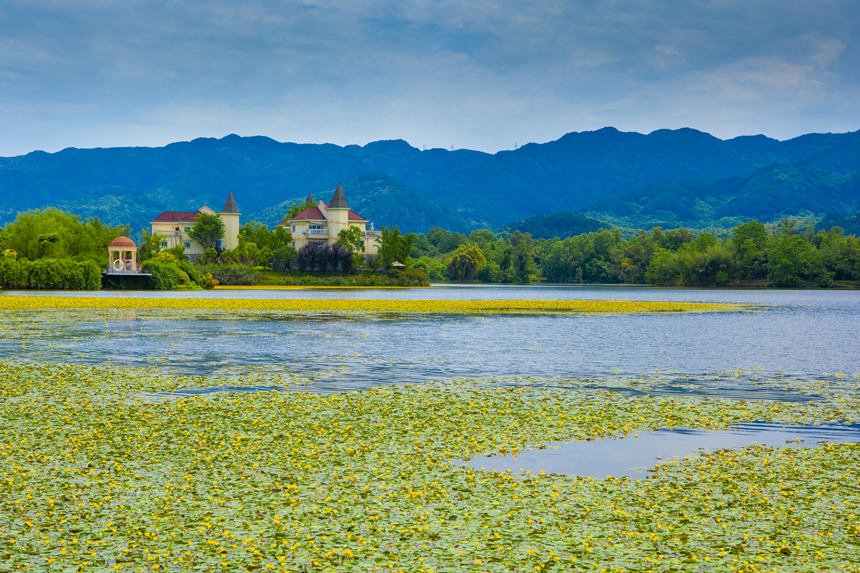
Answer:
[222,192,240,214]
[328,183,348,209]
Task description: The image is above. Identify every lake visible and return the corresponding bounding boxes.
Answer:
[1,285,858,396]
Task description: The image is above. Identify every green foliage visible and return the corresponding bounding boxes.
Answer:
[141,260,183,290]
[197,247,219,265]
[3,130,860,234]
[337,226,364,253]
[254,269,428,287]
[237,222,294,266]
[164,244,188,261]
[0,258,101,290]
[378,226,416,267]
[767,235,831,287]
[425,227,467,254]
[286,195,318,219]
[196,264,261,286]
[501,211,609,238]
[505,231,538,283]
[816,227,860,281]
[446,244,486,281]
[188,213,225,250]
[541,229,623,283]
[269,245,296,272]
[409,219,858,288]
[3,208,127,264]
[294,243,353,274]
[732,220,769,279]
[139,230,164,262]
[410,256,447,281]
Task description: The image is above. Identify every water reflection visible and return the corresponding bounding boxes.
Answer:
[459,422,860,479]
[1,287,858,395]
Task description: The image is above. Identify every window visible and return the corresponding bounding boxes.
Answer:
[291,224,295,232]
[160,241,168,248]
[174,226,180,232]
[184,241,191,248]
[184,226,191,232]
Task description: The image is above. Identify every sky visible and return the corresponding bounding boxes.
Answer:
[1,0,858,157]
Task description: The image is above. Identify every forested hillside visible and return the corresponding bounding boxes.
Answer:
[1,128,858,233]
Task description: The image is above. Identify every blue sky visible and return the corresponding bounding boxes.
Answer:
[1,0,858,156]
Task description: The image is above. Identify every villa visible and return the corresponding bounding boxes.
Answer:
[150,193,240,257]
[281,184,380,255]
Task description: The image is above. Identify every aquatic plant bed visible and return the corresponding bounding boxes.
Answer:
[1,362,857,571]
[0,295,743,317]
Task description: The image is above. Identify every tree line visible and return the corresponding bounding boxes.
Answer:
[408,220,860,287]
[2,207,858,289]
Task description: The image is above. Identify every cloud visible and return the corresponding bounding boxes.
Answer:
[0,0,857,155]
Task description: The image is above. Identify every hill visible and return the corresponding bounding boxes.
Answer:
[1,128,858,233]
[500,212,609,239]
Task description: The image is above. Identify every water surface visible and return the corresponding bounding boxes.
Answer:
[460,422,860,479]
[2,286,857,395]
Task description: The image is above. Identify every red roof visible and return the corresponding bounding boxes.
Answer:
[286,207,366,223]
[152,211,200,223]
[110,236,136,248]
[288,206,326,221]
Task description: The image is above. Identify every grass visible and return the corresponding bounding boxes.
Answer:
[0,361,857,572]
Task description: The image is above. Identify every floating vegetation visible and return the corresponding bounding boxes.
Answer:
[0,295,744,317]
[1,361,857,571]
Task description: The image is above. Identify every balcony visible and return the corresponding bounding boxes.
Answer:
[306,228,328,237]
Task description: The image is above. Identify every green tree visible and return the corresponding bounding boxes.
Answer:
[237,221,294,267]
[286,194,318,219]
[139,230,164,262]
[378,226,415,267]
[188,213,225,250]
[446,244,486,281]
[426,227,467,253]
[3,208,126,263]
[767,234,831,287]
[337,227,364,253]
[612,232,657,283]
[732,220,769,280]
[506,231,537,283]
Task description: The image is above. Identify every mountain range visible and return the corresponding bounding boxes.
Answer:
[1,127,858,235]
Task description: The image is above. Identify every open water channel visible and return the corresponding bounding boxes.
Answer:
[2,285,858,393]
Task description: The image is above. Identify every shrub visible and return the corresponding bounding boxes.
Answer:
[142,260,183,290]
[270,245,296,272]
[295,243,352,273]
[0,258,100,290]
[177,260,204,285]
[196,264,260,285]
[0,258,28,288]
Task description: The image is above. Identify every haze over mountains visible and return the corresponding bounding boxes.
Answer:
[1,127,858,235]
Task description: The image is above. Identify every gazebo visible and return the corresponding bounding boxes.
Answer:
[107,236,139,274]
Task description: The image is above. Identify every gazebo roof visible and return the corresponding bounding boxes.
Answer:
[110,236,136,248]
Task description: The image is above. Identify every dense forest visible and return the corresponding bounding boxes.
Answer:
[2,128,859,233]
[1,207,858,289]
[409,220,860,288]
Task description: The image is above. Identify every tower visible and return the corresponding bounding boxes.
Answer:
[220,192,241,250]
[327,183,349,239]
